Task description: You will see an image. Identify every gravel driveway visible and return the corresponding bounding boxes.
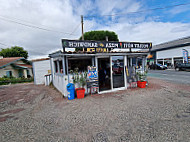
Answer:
[0,78,190,142]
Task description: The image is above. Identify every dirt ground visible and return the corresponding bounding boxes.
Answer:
[0,78,190,142]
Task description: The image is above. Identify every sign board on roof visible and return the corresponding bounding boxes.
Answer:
[62,39,152,49]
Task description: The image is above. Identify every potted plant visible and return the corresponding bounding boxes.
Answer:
[73,72,87,99]
[136,70,147,88]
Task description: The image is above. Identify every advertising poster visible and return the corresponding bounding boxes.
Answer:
[126,66,137,87]
[183,49,189,63]
[87,66,99,88]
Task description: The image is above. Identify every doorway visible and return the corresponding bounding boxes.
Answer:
[98,58,111,92]
[112,56,125,88]
[18,69,23,77]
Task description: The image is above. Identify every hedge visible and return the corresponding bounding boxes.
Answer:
[0,77,34,85]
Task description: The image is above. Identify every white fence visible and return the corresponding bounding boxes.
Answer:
[49,73,87,97]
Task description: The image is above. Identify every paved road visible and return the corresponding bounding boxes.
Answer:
[148,69,190,84]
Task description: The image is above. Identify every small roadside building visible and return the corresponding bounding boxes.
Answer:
[0,56,33,78]
[32,58,51,85]
[48,39,152,96]
[148,36,190,67]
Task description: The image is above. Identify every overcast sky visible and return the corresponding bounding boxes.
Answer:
[0,0,190,59]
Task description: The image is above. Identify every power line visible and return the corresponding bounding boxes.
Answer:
[69,23,81,35]
[0,16,78,36]
[84,2,190,18]
[0,15,78,35]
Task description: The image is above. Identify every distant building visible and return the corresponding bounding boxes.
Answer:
[0,57,33,78]
[32,58,51,85]
[148,36,190,68]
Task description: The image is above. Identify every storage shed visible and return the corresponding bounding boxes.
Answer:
[32,58,51,84]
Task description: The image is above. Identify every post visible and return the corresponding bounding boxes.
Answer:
[142,57,145,72]
[110,56,113,90]
[124,56,127,89]
[130,58,132,66]
[62,56,66,75]
[57,60,60,73]
[81,15,84,52]
[171,57,174,68]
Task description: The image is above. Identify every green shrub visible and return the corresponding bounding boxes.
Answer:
[0,77,34,85]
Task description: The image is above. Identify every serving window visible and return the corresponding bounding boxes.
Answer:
[68,58,92,73]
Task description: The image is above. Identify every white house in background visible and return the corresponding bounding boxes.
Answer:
[32,58,51,84]
[0,57,33,78]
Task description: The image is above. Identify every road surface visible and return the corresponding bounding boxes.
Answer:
[148,69,190,84]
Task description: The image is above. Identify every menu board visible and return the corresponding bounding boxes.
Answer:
[87,66,99,88]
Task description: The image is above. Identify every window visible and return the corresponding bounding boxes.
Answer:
[54,61,58,73]
[6,71,12,77]
[68,58,92,73]
[27,69,31,78]
[59,60,63,73]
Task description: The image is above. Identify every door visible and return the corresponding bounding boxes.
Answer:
[112,56,125,88]
[18,69,23,77]
[98,58,111,92]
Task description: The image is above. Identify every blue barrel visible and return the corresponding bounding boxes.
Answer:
[67,83,75,100]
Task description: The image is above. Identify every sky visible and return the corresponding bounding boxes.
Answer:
[0,0,190,59]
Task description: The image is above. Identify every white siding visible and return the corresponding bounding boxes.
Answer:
[157,46,190,59]
[33,60,50,84]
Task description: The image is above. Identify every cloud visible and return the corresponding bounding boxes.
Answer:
[99,21,190,44]
[169,4,190,15]
[0,0,189,59]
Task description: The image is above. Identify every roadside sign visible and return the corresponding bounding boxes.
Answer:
[183,49,189,63]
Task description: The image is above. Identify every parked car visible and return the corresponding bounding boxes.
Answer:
[175,63,190,71]
[149,63,167,70]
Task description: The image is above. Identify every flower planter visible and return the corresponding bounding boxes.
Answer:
[137,81,146,88]
[76,88,85,99]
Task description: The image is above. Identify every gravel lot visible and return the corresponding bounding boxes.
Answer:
[0,78,190,142]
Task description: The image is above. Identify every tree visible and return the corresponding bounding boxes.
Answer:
[0,46,28,59]
[79,30,119,41]
[77,30,119,51]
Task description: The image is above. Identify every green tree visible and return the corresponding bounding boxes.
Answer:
[79,30,119,41]
[77,30,119,51]
[0,46,28,59]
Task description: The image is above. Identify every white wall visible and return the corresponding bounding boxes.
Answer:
[157,46,190,59]
[33,59,50,84]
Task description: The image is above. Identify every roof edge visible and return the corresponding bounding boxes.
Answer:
[0,57,25,69]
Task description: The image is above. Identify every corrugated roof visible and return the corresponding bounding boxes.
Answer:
[0,57,24,68]
[152,36,190,51]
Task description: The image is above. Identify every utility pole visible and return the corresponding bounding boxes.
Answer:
[81,15,84,40]
[81,15,84,52]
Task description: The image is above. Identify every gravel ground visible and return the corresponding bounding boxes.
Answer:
[0,78,190,142]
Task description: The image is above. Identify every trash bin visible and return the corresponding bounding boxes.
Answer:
[67,83,75,100]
